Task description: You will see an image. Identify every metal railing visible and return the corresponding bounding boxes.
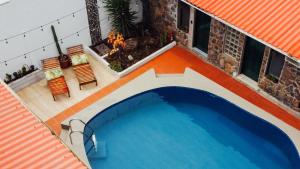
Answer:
[69,118,96,155]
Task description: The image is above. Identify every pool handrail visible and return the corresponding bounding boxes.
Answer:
[69,118,96,155]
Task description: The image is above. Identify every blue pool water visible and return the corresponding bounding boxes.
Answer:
[84,87,300,169]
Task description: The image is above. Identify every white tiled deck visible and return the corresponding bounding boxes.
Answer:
[17,54,118,121]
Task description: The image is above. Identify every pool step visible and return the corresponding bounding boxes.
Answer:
[88,142,107,159]
[88,135,107,159]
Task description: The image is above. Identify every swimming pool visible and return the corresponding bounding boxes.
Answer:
[84,87,300,169]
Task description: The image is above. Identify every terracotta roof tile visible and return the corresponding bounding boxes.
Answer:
[0,83,86,169]
[186,0,300,60]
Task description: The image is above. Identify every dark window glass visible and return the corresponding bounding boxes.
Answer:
[193,10,211,54]
[266,50,285,82]
[241,37,265,81]
[178,1,190,33]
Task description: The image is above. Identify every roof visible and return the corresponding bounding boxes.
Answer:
[0,82,86,169]
[186,0,300,60]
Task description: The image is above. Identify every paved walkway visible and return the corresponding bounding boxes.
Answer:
[46,46,300,135]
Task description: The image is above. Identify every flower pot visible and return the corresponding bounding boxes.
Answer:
[59,54,71,69]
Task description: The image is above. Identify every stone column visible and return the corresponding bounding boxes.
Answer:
[148,0,177,33]
[279,61,300,111]
[85,0,102,45]
[207,19,226,67]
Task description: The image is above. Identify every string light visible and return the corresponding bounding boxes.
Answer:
[0,7,87,42]
[1,26,90,66]
[0,2,107,66]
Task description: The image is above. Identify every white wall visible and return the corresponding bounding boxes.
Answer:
[0,0,142,79]
[0,0,91,79]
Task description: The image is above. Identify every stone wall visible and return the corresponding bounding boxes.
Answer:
[207,19,245,76]
[258,47,300,112]
[207,19,226,67]
[148,0,189,46]
[85,0,102,45]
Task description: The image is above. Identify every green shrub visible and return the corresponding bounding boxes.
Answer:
[109,60,123,72]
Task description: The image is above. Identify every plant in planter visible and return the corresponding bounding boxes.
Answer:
[109,60,123,72]
[106,31,128,71]
[29,65,35,72]
[21,65,28,76]
[51,25,71,69]
[159,32,168,47]
[4,64,37,84]
[103,0,137,38]
[4,73,12,84]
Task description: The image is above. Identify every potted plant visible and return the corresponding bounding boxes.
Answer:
[29,65,35,73]
[4,73,12,84]
[51,25,71,69]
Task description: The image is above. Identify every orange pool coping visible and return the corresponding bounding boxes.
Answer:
[46,46,300,135]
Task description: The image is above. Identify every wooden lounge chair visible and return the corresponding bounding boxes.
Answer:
[42,57,70,101]
[67,45,97,90]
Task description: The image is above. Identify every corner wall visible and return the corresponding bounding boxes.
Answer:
[148,0,190,46]
[258,48,300,112]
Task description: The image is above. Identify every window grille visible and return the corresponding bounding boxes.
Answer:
[224,27,242,58]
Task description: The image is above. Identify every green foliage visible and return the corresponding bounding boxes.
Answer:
[21,65,27,75]
[30,65,35,71]
[109,60,123,72]
[4,73,12,84]
[51,25,62,56]
[5,64,36,84]
[103,0,137,38]
[160,32,168,47]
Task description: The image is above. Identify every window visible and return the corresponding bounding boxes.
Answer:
[177,1,190,33]
[224,27,243,59]
[266,49,285,82]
